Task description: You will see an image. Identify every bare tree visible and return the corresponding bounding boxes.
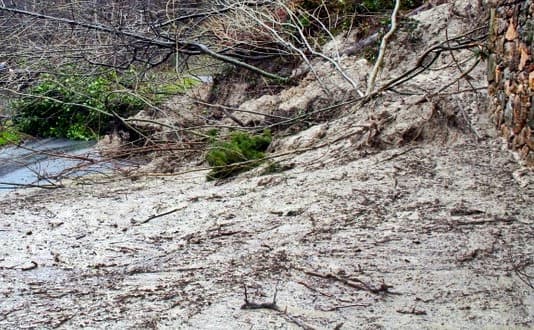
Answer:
[0,1,377,90]
[0,1,294,83]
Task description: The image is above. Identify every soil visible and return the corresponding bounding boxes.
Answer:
[1,1,533,329]
[1,134,532,329]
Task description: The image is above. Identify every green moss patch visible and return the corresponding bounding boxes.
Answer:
[206,130,272,180]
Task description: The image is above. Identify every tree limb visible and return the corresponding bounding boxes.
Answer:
[366,0,401,96]
[0,4,289,81]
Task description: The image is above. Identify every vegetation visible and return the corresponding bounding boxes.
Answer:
[0,126,21,146]
[8,70,199,141]
[9,72,141,140]
[206,130,272,180]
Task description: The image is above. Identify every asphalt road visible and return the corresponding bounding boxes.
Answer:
[0,139,95,190]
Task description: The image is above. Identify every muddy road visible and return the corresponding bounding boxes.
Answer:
[0,137,532,329]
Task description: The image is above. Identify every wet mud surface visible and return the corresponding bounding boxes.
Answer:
[0,139,532,329]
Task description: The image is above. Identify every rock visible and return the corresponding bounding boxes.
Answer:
[505,18,518,40]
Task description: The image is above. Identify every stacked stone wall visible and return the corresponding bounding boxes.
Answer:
[487,0,533,165]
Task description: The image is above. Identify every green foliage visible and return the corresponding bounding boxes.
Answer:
[0,127,21,146]
[145,77,200,103]
[9,67,198,140]
[206,130,272,180]
[10,72,144,140]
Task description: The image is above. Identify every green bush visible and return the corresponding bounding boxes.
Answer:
[0,127,21,146]
[10,72,145,140]
[206,130,272,180]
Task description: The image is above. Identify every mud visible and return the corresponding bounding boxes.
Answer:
[0,133,532,329]
[0,1,533,328]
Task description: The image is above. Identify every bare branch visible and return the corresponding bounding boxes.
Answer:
[366,0,401,96]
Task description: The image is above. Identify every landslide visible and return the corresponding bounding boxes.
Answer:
[0,1,532,329]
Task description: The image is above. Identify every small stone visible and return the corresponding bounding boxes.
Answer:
[495,65,502,84]
[504,42,516,61]
[285,209,303,217]
[513,134,524,148]
[518,43,530,71]
[504,80,515,96]
[520,145,530,159]
[503,67,511,81]
[501,124,511,139]
[505,19,519,40]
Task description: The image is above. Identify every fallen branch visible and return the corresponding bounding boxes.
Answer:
[397,307,427,315]
[363,26,487,101]
[303,270,396,295]
[0,5,290,82]
[131,207,183,225]
[366,0,401,96]
[241,284,317,330]
[241,284,279,310]
[319,303,371,311]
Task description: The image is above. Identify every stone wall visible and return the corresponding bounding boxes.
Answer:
[487,0,533,166]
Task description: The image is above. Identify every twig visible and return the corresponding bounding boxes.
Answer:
[52,315,75,329]
[514,264,534,289]
[0,181,62,190]
[193,99,291,121]
[296,280,334,298]
[241,284,317,330]
[241,284,279,310]
[131,207,183,225]
[303,270,396,295]
[375,146,419,164]
[319,303,370,311]
[396,308,427,315]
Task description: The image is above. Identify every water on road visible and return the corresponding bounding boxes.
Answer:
[0,139,98,192]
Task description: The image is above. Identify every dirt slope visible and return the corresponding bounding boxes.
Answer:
[0,1,533,329]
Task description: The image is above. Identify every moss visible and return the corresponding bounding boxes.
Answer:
[206,130,272,180]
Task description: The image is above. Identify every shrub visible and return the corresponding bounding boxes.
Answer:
[10,72,145,140]
[0,127,21,146]
[206,130,272,180]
